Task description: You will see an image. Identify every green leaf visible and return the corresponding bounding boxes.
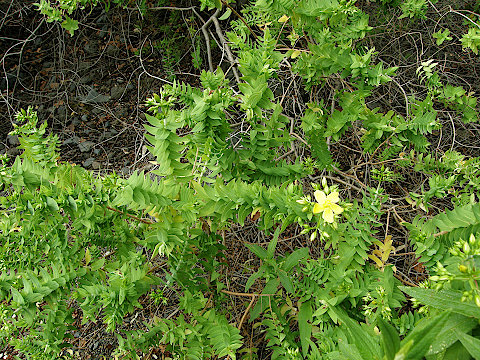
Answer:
[90,258,105,271]
[338,343,365,360]
[377,316,400,360]
[61,17,79,36]
[250,278,279,320]
[219,8,232,20]
[283,247,309,271]
[432,29,452,46]
[298,300,312,356]
[119,288,126,305]
[46,196,59,211]
[331,308,381,360]
[456,331,480,359]
[245,243,268,260]
[440,340,471,360]
[278,270,294,294]
[428,313,477,355]
[309,130,332,169]
[400,287,480,319]
[399,310,451,360]
[11,287,25,306]
[68,195,77,211]
[245,267,265,292]
[267,226,281,259]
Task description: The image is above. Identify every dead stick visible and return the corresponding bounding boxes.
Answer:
[106,206,153,224]
[238,295,256,331]
[221,289,273,297]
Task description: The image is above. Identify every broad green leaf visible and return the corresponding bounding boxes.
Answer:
[428,313,477,355]
[338,343,364,360]
[245,267,265,292]
[119,288,126,305]
[278,270,294,294]
[298,300,312,356]
[377,316,400,360]
[440,340,471,360]
[267,226,281,259]
[456,331,480,359]
[85,248,91,265]
[11,287,25,306]
[61,17,79,36]
[291,50,301,59]
[250,278,279,320]
[90,258,105,271]
[399,311,450,360]
[219,8,231,20]
[68,195,77,211]
[400,287,480,319]
[283,247,309,271]
[46,196,59,211]
[245,243,268,260]
[331,308,381,360]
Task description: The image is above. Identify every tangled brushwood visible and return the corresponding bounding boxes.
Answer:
[3,0,480,358]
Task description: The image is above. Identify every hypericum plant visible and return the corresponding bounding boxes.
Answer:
[18,0,480,358]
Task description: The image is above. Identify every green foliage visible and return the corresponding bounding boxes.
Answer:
[433,29,452,46]
[461,27,480,55]
[18,0,480,358]
[399,0,427,19]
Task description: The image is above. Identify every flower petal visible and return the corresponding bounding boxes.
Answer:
[331,203,344,215]
[313,203,324,214]
[322,208,334,223]
[326,191,339,203]
[314,190,326,204]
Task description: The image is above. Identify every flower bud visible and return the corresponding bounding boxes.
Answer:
[475,294,480,308]
[464,242,471,253]
[322,177,327,188]
[470,234,476,245]
[459,264,468,273]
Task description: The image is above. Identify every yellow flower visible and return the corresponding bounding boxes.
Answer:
[313,190,344,223]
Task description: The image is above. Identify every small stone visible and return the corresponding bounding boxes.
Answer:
[79,75,93,84]
[78,88,111,104]
[78,141,94,153]
[83,157,95,168]
[56,105,67,122]
[117,106,128,117]
[78,61,92,71]
[81,114,88,122]
[106,45,117,56]
[84,43,97,55]
[7,135,20,146]
[110,85,125,100]
[6,147,20,157]
[92,161,101,170]
[63,136,80,146]
[93,148,101,155]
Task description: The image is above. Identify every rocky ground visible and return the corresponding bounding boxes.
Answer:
[1,1,203,175]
